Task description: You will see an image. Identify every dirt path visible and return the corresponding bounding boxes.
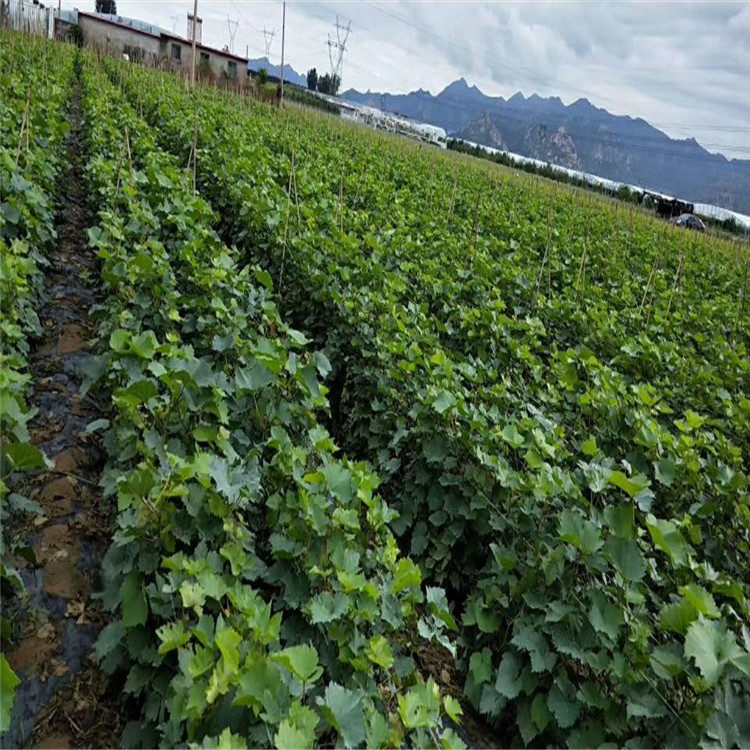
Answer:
[2,82,123,749]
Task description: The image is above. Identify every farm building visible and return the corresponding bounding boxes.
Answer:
[55,10,247,85]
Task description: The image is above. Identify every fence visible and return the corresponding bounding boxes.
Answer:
[0,0,54,38]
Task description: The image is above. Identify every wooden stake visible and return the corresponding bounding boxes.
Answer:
[735,259,749,336]
[447,172,457,224]
[576,217,590,293]
[471,190,481,251]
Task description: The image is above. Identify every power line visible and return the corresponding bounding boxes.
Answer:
[263,26,275,59]
[327,15,351,86]
[226,16,239,54]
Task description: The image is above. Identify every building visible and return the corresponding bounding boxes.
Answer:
[55,10,247,85]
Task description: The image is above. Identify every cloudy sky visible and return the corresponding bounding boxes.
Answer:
[68,0,750,159]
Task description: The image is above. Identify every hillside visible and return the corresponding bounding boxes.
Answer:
[247,56,307,87]
[343,79,750,213]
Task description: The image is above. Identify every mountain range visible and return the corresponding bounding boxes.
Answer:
[343,79,750,214]
[247,57,307,88]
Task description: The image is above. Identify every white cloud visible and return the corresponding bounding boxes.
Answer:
[66,0,750,158]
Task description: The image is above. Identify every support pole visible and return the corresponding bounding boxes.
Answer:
[190,0,198,87]
[279,1,286,106]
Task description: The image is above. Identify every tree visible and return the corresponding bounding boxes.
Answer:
[256,67,268,86]
[317,73,340,96]
[95,0,117,14]
[306,67,318,92]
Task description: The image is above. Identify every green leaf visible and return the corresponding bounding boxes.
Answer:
[130,330,158,359]
[653,457,676,487]
[604,537,646,582]
[581,436,598,456]
[608,470,650,498]
[2,443,51,472]
[157,621,188,654]
[426,586,458,631]
[254,268,274,290]
[215,626,242,672]
[398,679,441,730]
[367,635,393,668]
[109,329,130,353]
[659,597,698,635]
[494,650,523,699]
[558,508,603,556]
[516,698,539,745]
[684,618,744,686]
[236,360,274,391]
[469,648,493,685]
[120,571,147,628]
[603,504,635,539]
[390,558,422,594]
[271,645,323,685]
[501,424,525,449]
[531,692,551,732]
[1,653,21,732]
[318,683,365,748]
[308,592,348,624]
[589,590,625,641]
[433,390,456,414]
[645,514,689,567]
[444,695,463,725]
[275,702,318,749]
[679,584,720,619]
[511,625,557,673]
[322,462,353,502]
[547,680,580,729]
[215,728,247,749]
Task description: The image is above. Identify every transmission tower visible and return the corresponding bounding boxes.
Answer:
[226,16,240,53]
[169,14,178,33]
[263,26,275,59]
[326,15,351,86]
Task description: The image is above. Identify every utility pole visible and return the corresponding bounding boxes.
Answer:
[326,15,351,90]
[226,16,239,54]
[190,0,198,87]
[279,1,285,106]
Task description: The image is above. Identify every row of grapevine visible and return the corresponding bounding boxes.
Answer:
[109,60,750,747]
[0,33,76,728]
[77,53,461,749]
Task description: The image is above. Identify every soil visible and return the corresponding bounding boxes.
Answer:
[1,83,123,749]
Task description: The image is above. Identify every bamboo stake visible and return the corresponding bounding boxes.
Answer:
[639,251,661,315]
[114,135,127,200]
[291,149,301,233]
[278,150,295,292]
[535,206,552,300]
[666,252,685,314]
[191,112,199,196]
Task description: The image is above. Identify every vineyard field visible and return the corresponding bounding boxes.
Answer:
[1,33,749,750]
